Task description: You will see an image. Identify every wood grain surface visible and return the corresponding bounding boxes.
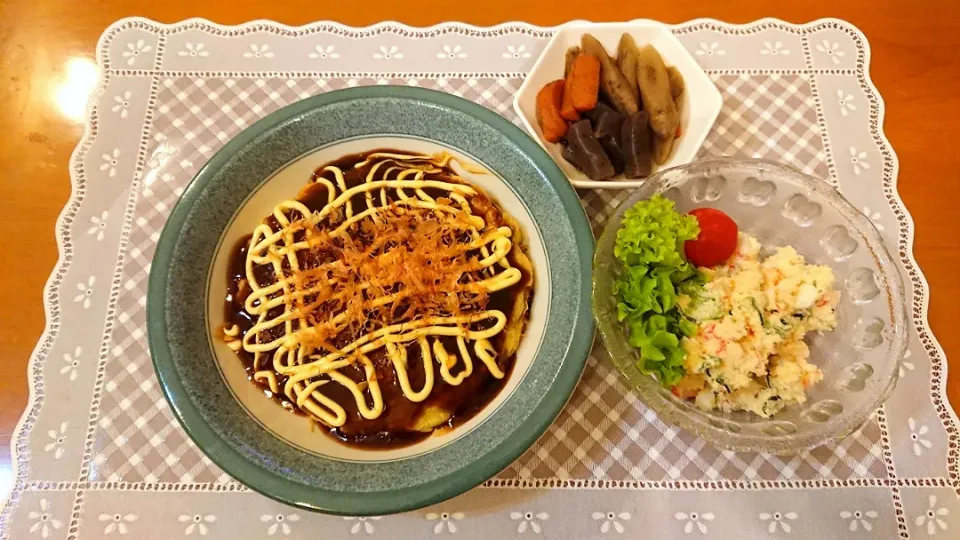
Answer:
[1,1,958,497]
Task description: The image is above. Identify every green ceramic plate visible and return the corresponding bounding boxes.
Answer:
[148,86,594,515]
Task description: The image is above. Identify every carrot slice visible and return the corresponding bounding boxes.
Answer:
[536,80,568,143]
[560,71,581,121]
[569,53,601,112]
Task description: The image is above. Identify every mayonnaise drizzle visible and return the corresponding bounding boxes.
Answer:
[234,152,523,427]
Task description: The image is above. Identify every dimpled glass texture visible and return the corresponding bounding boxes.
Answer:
[592,158,907,453]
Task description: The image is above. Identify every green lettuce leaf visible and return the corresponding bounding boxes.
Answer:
[612,195,703,388]
[614,194,700,269]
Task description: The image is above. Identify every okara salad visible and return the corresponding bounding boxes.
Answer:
[613,195,840,418]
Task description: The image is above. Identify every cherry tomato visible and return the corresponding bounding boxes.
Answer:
[684,208,738,267]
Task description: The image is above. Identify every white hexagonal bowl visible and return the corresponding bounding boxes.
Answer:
[513,21,723,189]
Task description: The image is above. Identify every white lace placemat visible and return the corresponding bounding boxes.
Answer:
[2,17,956,540]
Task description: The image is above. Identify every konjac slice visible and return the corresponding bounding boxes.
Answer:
[563,140,621,176]
[585,101,617,127]
[567,118,615,180]
[593,107,626,141]
[593,108,626,175]
[598,136,625,175]
[621,111,653,179]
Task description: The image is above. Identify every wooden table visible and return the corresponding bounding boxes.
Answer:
[2,1,958,498]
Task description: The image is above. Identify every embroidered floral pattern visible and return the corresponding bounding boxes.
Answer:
[99,513,137,535]
[816,40,845,65]
[849,147,870,175]
[915,495,949,535]
[309,45,339,59]
[100,148,120,178]
[343,516,381,535]
[88,210,109,241]
[60,346,82,381]
[759,511,797,534]
[675,511,714,535]
[502,45,531,59]
[760,41,790,55]
[862,206,884,231]
[111,92,132,119]
[261,513,300,536]
[178,43,210,57]
[28,499,63,538]
[374,46,403,60]
[593,511,631,534]
[43,421,68,459]
[837,90,856,117]
[840,510,877,532]
[909,417,933,456]
[511,511,548,534]
[178,514,216,536]
[696,42,725,56]
[243,44,274,58]
[426,511,464,534]
[900,349,915,378]
[121,40,152,66]
[74,276,96,309]
[437,45,467,59]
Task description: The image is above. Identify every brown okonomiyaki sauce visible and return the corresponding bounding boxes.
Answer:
[223,149,532,449]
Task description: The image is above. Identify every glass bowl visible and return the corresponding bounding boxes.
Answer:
[592,158,907,453]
